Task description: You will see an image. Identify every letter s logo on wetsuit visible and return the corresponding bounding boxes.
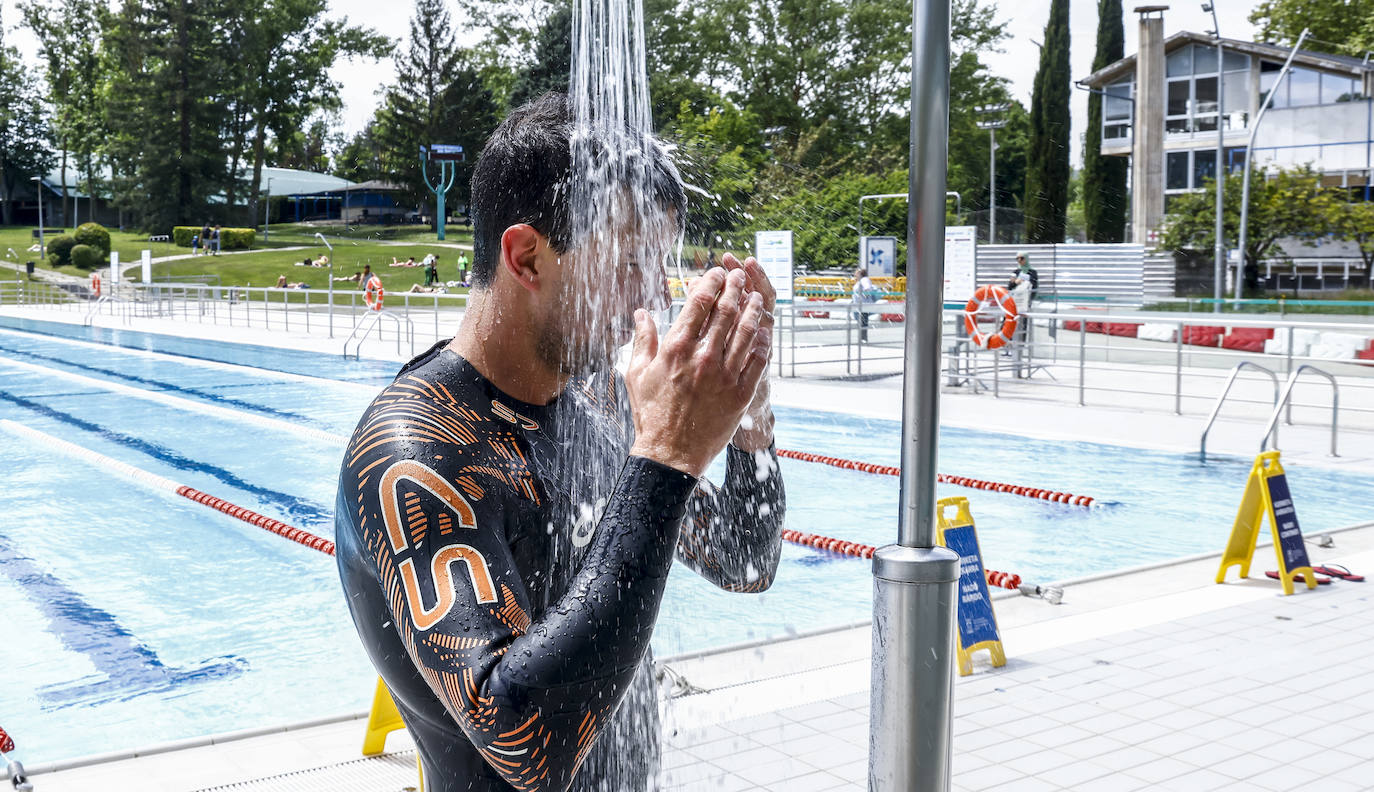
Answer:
[380,460,498,629]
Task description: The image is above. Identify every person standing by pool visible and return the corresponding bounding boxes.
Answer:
[852,266,875,342]
[456,251,469,284]
[335,92,783,792]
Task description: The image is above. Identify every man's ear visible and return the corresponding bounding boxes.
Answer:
[500,224,545,293]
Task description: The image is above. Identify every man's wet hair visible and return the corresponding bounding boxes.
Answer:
[469,91,686,288]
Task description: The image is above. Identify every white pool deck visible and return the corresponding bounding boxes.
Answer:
[3,303,1374,791]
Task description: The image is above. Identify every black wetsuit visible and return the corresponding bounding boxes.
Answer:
[335,342,784,792]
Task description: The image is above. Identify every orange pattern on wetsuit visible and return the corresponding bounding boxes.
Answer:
[335,342,784,792]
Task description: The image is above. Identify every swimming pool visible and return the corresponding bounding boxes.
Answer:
[1,315,1371,765]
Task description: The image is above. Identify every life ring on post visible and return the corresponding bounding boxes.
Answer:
[90,271,102,297]
[364,274,384,311]
[962,285,1018,349]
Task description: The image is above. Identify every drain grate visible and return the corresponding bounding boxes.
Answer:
[192,751,417,792]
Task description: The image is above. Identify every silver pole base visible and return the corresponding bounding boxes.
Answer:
[869,544,960,792]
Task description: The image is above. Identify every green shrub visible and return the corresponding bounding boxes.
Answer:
[171,225,255,249]
[70,243,106,270]
[74,222,111,254]
[46,234,77,267]
[219,228,256,249]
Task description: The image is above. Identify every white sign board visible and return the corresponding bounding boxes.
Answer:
[860,236,898,278]
[141,249,152,285]
[754,230,794,302]
[109,251,119,291]
[943,226,977,304]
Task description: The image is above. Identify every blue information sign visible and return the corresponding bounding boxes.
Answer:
[942,524,1001,650]
[1265,473,1312,573]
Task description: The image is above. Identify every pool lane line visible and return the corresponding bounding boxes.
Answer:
[0,356,344,446]
[0,420,335,556]
[774,448,1102,508]
[780,527,1028,589]
[0,325,384,392]
[0,340,328,427]
[0,390,332,526]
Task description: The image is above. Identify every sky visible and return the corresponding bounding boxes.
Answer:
[3,0,1263,167]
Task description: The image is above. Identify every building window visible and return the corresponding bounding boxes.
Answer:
[1103,79,1133,141]
[1260,62,1364,108]
[1167,152,1190,190]
[1166,44,1249,138]
[1288,68,1320,107]
[1166,149,1231,193]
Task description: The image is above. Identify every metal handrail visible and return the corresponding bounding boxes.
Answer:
[342,309,415,359]
[82,295,112,326]
[1200,362,1280,462]
[1262,365,1340,456]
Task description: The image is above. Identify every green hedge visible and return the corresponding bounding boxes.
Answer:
[46,234,77,267]
[171,226,256,250]
[70,243,106,270]
[74,222,111,255]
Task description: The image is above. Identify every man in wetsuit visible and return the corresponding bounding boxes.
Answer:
[335,92,784,792]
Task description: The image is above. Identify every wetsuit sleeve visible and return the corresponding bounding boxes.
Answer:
[354,443,694,791]
[677,444,785,592]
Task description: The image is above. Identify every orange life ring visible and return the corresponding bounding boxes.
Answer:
[364,275,384,311]
[962,285,1018,349]
[90,272,102,297]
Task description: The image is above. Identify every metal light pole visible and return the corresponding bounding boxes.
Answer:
[1238,29,1309,303]
[1204,3,1226,313]
[31,176,44,258]
[976,105,1010,244]
[868,0,960,788]
[316,232,335,337]
[264,178,273,243]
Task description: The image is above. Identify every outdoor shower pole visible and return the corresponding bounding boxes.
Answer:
[868,0,960,788]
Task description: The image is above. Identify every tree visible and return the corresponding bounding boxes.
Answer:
[0,12,55,226]
[20,0,104,227]
[230,0,389,225]
[334,121,382,183]
[374,0,500,216]
[1327,199,1374,285]
[1159,166,1334,292]
[1023,0,1071,243]
[1082,0,1128,242]
[508,1,570,110]
[1250,0,1374,55]
[269,115,338,172]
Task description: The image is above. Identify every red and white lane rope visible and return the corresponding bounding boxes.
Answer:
[775,448,1099,507]
[780,528,1026,590]
[0,420,335,556]
[0,725,14,754]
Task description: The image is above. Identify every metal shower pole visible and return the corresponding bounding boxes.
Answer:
[315,232,335,337]
[1205,2,1225,313]
[868,0,960,787]
[1238,29,1309,302]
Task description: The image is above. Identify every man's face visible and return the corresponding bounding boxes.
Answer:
[534,208,677,374]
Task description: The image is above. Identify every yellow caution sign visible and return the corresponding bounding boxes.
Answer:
[1216,451,1318,595]
[362,677,406,755]
[936,497,1007,676]
[362,677,425,790]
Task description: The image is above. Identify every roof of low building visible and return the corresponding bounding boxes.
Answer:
[1080,31,1374,88]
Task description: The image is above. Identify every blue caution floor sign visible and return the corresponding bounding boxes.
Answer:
[1216,451,1317,595]
[936,496,1006,676]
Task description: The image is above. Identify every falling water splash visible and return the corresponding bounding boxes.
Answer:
[544,0,684,789]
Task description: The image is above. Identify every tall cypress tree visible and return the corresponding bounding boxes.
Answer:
[1023,0,1071,243]
[1083,0,1127,242]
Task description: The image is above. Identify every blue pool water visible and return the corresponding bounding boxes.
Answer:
[1,316,1371,765]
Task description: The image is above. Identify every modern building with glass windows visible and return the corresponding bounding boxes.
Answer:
[1080,6,1373,244]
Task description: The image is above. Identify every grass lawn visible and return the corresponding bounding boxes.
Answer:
[136,243,471,295]
[0,226,182,278]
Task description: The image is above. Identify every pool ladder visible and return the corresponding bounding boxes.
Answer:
[1200,362,1339,461]
[342,310,416,360]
